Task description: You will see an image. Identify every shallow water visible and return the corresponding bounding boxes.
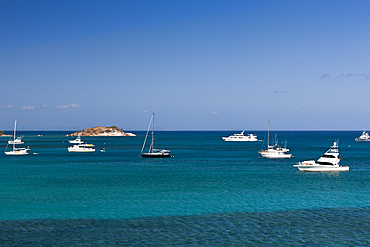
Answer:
[1,131,370,245]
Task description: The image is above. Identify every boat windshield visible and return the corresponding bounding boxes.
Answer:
[321,154,336,158]
[316,161,335,166]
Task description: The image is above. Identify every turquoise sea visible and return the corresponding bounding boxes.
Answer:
[1,131,370,246]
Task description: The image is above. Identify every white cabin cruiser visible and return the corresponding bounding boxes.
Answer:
[68,143,95,152]
[259,121,292,158]
[355,131,370,142]
[8,136,24,145]
[294,141,349,172]
[69,135,84,144]
[222,131,258,142]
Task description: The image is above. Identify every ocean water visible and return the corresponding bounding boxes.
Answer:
[1,131,370,246]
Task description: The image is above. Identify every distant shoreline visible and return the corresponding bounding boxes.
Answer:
[0,130,365,134]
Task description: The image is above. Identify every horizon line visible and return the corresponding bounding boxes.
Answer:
[0,129,366,132]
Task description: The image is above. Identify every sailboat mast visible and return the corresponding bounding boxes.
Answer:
[141,114,153,154]
[267,120,270,147]
[13,120,17,150]
[151,113,154,153]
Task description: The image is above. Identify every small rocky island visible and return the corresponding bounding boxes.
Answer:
[67,126,136,137]
[0,130,11,137]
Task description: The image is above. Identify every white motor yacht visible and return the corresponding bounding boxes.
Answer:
[68,143,95,152]
[259,121,292,158]
[8,136,24,145]
[69,135,84,144]
[222,131,258,141]
[294,141,349,172]
[355,131,370,142]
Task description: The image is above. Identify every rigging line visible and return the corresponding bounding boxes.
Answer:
[141,114,153,153]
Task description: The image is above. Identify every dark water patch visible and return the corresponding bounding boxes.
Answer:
[1,207,370,246]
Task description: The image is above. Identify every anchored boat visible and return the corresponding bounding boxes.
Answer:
[68,143,96,152]
[294,141,349,172]
[259,121,292,158]
[141,113,172,158]
[222,131,258,141]
[4,120,30,156]
[355,131,370,142]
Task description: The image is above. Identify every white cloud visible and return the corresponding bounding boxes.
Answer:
[213,111,218,114]
[56,105,70,109]
[56,104,80,109]
[0,104,13,109]
[43,104,48,107]
[21,105,35,110]
[142,110,149,113]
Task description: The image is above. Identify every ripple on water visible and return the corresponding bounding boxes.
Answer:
[1,207,370,246]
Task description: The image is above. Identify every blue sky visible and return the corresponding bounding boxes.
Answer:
[1,0,370,131]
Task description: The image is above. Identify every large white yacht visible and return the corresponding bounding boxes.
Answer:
[68,143,95,152]
[222,131,258,142]
[259,121,292,158]
[355,131,370,142]
[294,141,349,172]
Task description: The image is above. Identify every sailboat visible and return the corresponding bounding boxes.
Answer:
[259,120,292,158]
[141,113,172,158]
[5,120,30,156]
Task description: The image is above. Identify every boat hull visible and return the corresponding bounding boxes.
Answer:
[259,149,292,158]
[5,149,30,156]
[8,141,24,145]
[68,147,95,152]
[294,165,349,172]
[68,149,95,153]
[260,153,292,158]
[294,161,349,172]
[355,138,370,142]
[141,152,172,158]
[222,137,258,142]
[69,140,84,144]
